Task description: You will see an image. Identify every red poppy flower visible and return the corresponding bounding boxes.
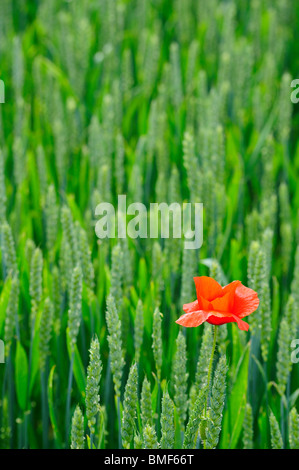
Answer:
[176,276,259,331]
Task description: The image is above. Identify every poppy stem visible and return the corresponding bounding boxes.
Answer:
[205,325,217,415]
[202,325,217,449]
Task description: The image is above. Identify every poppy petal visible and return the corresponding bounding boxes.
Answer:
[211,290,232,312]
[197,295,212,310]
[183,300,200,313]
[231,314,250,331]
[194,276,222,302]
[176,310,211,328]
[233,284,259,318]
[206,312,250,331]
[207,314,233,326]
[221,280,242,297]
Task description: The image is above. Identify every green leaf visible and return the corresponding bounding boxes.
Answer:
[29,304,43,395]
[48,365,62,447]
[290,389,299,408]
[269,276,280,362]
[66,328,86,399]
[258,409,269,449]
[220,343,250,449]
[230,327,244,377]
[0,277,11,338]
[229,239,244,281]
[15,341,28,411]
[29,330,40,396]
[138,258,147,298]
[151,374,159,417]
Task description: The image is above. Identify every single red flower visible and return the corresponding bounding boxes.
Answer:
[176,276,259,331]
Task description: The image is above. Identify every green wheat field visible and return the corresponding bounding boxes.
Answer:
[0,0,299,450]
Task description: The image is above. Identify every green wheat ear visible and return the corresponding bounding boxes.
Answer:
[269,410,283,449]
[276,317,292,396]
[243,403,254,449]
[278,181,293,275]
[289,407,299,449]
[52,266,62,335]
[165,165,182,275]
[152,241,163,303]
[30,247,43,326]
[105,295,125,398]
[191,323,213,408]
[173,331,188,429]
[120,237,133,289]
[134,299,144,364]
[121,363,138,449]
[247,240,260,289]
[205,356,228,449]
[278,73,292,145]
[182,131,201,204]
[1,221,18,277]
[180,247,197,306]
[67,265,83,350]
[39,297,54,370]
[134,432,143,449]
[260,280,271,363]
[248,245,266,335]
[71,405,85,449]
[88,115,102,169]
[115,132,125,194]
[86,335,102,437]
[4,277,19,357]
[36,146,47,196]
[59,235,73,294]
[141,376,153,429]
[110,243,124,307]
[261,228,273,280]
[160,389,175,449]
[45,184,58,262]
[143,424,159,449]
[183,386,207,449]
[78,226,95,293]
[61,205,80,267]
[152,307,163,381]
[284,295,297,342]
[25,239,35,268]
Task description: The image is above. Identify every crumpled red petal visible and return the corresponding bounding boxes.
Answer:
[233,284,259,318]
[183,300,200,313]
[211,280,241,312]
[176,310,211,327]
[206,312,249,331]
[221,280,242,297]
[231,314,250,331]
[194,276,222,302]
[197,294,212,310]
